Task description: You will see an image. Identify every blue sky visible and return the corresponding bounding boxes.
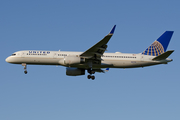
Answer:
[1,0,180,120]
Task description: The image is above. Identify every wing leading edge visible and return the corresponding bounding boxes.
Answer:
[80,25,116,60]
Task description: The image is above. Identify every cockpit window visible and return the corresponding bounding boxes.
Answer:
[11,54,16,56]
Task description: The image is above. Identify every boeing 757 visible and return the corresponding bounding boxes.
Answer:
[6,25,174,80]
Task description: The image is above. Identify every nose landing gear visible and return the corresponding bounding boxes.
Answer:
[22,63,27,74]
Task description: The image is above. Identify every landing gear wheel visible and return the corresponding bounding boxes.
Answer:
[91,76,95,80]
[87,69,95,80]
[91,71,95,74]
[24,71,28,74]
[88,69,95,74]
[87,75,95,80]
[87,75,91,79]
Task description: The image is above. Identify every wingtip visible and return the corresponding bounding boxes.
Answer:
[109,25,116,35]
[105,68,109,72]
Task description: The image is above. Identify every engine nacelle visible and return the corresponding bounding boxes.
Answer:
[64,56,85,65]
[66,68,85,76]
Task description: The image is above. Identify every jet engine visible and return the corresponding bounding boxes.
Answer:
[66,67,85,76]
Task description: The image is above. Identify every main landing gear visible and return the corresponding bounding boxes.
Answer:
[87,69,95,80]
[22,63,27,74]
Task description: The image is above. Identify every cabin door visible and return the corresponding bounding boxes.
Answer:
[53,53,57,59]
[21,52,25,58]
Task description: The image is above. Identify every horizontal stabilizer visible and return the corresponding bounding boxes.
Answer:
[152,50,174,61]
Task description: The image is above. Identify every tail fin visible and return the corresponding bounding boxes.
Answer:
[142,31,174,56]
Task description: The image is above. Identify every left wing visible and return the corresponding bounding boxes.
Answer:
[80,25,116,61]
[93,68,110,73]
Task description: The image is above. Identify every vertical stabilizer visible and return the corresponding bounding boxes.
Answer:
[142,31,174,56]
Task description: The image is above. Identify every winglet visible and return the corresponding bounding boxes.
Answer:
[109,25,116,35]
[105,68,109,72]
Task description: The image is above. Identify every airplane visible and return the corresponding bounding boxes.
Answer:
[5,25,174,80]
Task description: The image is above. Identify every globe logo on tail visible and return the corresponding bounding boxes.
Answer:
[142,41,164,56]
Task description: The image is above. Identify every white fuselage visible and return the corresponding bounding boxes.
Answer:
[5,50,171,69]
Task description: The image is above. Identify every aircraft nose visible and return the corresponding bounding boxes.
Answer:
[5,57,11,63]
